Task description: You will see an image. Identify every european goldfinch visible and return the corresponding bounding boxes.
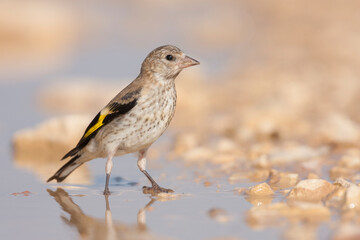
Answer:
[47,45,199,195]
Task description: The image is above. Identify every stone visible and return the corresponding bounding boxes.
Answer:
[318,113,360,144]
[12,115,92,184]
[269,170,299,190]
[246,182,274,196]
[287,179,336,202]
[344,185,360,210]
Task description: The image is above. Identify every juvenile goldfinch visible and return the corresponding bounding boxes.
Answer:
[47,45,199,195]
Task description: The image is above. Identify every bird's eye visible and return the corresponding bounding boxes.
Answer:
[165,55,175,61]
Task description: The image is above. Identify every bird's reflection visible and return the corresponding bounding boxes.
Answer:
[47,188,160,240]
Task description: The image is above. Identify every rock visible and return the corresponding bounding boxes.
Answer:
[344,185,360,210]
[318,113,360,145]
[269,170,299,190]
[253,154,271,169]
[325,186,347,208]
[287,179,336,202]
[13,115,92,184]
[339,151,360,170]
[246,182,274,196]
[326,178,356,208]
[334,178,355,188]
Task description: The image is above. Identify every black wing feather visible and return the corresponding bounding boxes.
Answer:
[61,98,138,160]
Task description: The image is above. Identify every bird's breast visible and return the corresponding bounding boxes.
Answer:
[98,84,177,154]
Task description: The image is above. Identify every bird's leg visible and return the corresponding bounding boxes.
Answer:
[137,149,173,195]
[104,154,114,195]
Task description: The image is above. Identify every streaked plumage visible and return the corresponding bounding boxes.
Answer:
[47,45,199,195]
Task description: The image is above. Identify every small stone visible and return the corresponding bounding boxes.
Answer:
[246,182,274,196]
[334,178,355,188]
[287,179,336,202]
[344,185,360,210]
[253,154,271,169]
[318,113,360,144]
[325,186,346,208]
[339,153,360,170]
[269,171,299,190]
[12,115,92,184]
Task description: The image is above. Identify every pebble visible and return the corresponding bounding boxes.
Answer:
[12,115,92,184]
[287,179,336,202]
[269,170,299,190]
[246,182,274,196]
[344,185,360,210]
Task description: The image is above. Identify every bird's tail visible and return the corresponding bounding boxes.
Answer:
[47,155,83,183]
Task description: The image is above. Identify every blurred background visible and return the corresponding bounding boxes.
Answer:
[2,0,360,239]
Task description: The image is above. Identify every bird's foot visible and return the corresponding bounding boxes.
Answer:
[142,184,174,195]
[103,188,111,195]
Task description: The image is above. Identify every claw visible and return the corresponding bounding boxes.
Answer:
[142,185,174,195]
[103,188,111,195]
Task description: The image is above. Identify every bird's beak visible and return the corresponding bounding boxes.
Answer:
[180,55,200,69]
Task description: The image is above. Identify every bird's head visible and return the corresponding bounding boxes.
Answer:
[141,45,199,81]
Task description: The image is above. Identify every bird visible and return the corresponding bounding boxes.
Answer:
[47,45,200,195]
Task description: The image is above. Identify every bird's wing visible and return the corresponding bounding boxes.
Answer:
[62,84,142,159]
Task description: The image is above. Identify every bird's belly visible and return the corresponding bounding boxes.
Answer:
[98,102,175,155]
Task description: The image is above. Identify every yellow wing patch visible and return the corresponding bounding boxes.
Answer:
[84,109,110,138]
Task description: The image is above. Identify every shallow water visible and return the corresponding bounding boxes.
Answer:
[3,140,282,239]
